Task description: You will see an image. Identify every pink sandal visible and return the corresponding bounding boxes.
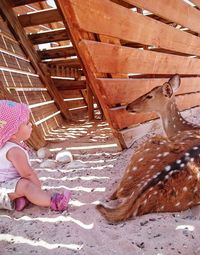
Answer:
[50,191,71,211]
[15,197,29,211]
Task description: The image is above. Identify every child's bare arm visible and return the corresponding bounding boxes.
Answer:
[7,147,41,188]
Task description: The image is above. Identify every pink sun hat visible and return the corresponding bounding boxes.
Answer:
[0,100,30,148]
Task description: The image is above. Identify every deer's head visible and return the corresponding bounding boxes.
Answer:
[126,74,181,114]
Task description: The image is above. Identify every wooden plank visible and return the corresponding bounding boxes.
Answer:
[124,0,200,34]
[12,91,52,105]
[10,0,46,7]
[46,58,81,68]
[109,93,200,130]
[110,0,134,8]
[68,0,200,57]
[191,0,200,8]
[53,79,86,90]
[28,28,70,44]
[38,46,76,59]
[0,0,71,120]
[79,40,200,75]
[18,8,62,27]
[97,77,200,106]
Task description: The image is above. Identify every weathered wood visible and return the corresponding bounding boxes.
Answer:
[68,0,200,57]
[53,79,86,90]
[110,0,134,8]
[38,46,76,59]
[97,77,200,106]
[124,0,200,34]
[10,0,46,7]
[86,83,94,120]
[18,8,62,27]
[80,40,200,75]
[46,58,81,68]
[191,0,200,8]
[0,0,72,120]
[28,28,70,44]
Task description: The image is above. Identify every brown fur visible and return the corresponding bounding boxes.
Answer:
[96,130,200,222]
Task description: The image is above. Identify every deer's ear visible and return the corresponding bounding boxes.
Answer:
[168,74,181,92]
[162,82,173,98]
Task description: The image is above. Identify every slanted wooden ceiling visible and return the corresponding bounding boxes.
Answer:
[0,0,200,150]
[56,0,200,148]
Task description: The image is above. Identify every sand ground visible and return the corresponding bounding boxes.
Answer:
[0,107,200,255]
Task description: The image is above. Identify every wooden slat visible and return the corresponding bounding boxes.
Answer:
[28,28,70,44]
[10,0,46,7]
[110,0,134,8]
[53,79,86,90]
[80,40,200,75]
[31,103,59,122]
[0,0,71,120]
[124,0,200,34]
[68,0,200,57]
[191,0,200,8]
[46,58,81,68]
[38,46,76,59]
[109,93,200,130]
[18,8,62,27]
[97,77,200,106]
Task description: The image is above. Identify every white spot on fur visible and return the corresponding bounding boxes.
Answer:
[188,175,193,180]
[138,158,143,162]
[176,159,181,164]
[165,165,171,171]
[132,167,137,171]
[150,165,155,169]
[180,163,185,168]
[163,152,169,157]
[183,187,188,192]
[175,202,180,207]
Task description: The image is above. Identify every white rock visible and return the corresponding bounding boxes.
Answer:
[55,150,73,163]
[37,147,52,159]
[66,160,86,169]
[39,159,56,168]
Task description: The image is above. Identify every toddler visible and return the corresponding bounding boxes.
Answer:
[0,100,71,211]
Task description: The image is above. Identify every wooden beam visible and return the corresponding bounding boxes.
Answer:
[124,0,200,34]
[79,40,200,75]
[110,0,134,8]
[97,77,200,106]
[190,0,200,8]
[0,0,71,120]
[28,28,70,44]
[53,78,86,90]
[46,58,81,68]
[38,46,76,59]
[18,8,62,27]
[10,0,46,7]
[67,0,200,57]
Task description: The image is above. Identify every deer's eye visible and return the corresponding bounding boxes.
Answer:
[146,95,153,99]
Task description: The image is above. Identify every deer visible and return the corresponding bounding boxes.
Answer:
[96,129,200,222]
[96,75,200,222]
[126,74,199,139]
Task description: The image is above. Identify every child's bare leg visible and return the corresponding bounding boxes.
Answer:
[9,178,51,207]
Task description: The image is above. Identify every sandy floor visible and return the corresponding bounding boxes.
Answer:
[0,108,200,255]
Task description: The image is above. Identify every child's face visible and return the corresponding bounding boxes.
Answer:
[14,121,32,142]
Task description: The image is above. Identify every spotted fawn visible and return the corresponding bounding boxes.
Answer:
[126,74,199,138]
[96,130,200,222]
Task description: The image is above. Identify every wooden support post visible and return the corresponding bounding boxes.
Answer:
[0,0,72,121]
[86,83,94,120]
